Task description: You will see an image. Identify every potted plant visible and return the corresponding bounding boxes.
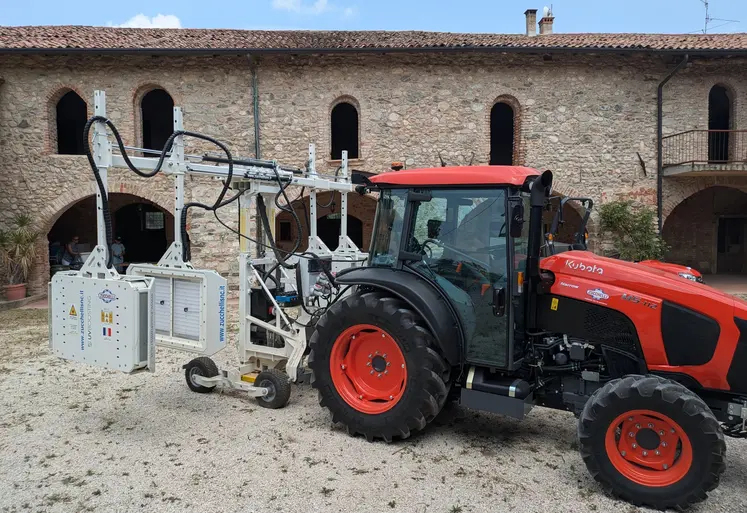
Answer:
[0,214,39,301]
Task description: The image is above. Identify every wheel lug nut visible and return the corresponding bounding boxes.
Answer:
[377,373,382,378]
[635,423,641,429]
[368,354,372,358]
[642,451,648,456]
[383,354,387,358]
[655,450,660,456]
[663,464,668,470]
[661,442,667,448]
[659,430,664,436]
[366,362,371,366]
[632,443,637,449]
[384,370,388,375]
[341,364,346,370]
[370,370,374,375]
[648,423,654,428]
[387,362,391,367]
[389,395,394,400]
[381,334,385,338]
[401,364,405,368]
[621,451,626,457]
[628,417,633,422]
[671,428,675,433]
[628,432,634,438]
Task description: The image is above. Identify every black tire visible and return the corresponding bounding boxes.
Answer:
[184,357,220,394]
[255,368,292,409]
[308,291,451,442]
[578,375,726,510]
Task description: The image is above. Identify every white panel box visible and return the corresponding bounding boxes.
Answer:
[127,265,228,355]
[49,272,155,373]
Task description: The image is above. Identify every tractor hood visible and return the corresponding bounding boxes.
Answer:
[637,260,703,281]
[541,251,737,312]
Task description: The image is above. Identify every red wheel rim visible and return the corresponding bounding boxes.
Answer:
[329,324,407,414]
[605,409,693,487]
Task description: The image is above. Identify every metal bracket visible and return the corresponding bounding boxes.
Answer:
[79,245,119,279]
[156,241,194,269]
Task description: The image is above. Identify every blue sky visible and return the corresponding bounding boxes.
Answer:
[1,0,743,34]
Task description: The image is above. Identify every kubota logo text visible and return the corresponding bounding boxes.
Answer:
[565,260,604,275]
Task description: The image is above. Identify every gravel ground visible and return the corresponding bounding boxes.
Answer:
[1,308,746,513]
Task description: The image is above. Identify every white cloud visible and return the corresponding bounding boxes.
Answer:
[109,14,182,29]
[272,0,354,17]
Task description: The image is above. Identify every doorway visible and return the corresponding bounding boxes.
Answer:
[490,103,515,165]
[708,85,731,162]
[717,217,746,273]
[317,215,363,250]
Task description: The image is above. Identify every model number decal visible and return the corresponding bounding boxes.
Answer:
[621,293,658,309]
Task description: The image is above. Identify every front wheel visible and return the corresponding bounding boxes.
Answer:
[578,375,726,510]
[308,291,451,442]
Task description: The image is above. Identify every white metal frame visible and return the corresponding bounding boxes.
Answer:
[54,89,368,398]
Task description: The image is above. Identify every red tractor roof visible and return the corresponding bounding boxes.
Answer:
[369,166,540,187]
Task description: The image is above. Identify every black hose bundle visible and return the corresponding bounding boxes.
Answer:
[83,115,234,267]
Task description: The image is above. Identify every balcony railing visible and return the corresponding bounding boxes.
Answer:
[662,130,747,167]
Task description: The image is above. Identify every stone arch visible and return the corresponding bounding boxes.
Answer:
[274,189,377,252]
[329,95,361,160]
[488,94,523,165]
[663,185,747,274]
[29,181,174,294]
[662,179,747,223]
[46,85,90,155]
[133,83,177,150]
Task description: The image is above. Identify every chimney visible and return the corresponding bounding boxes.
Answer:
[524,9,538,37]
[538,7,554,35]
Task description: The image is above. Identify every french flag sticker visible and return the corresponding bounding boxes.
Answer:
[103,327,112,337]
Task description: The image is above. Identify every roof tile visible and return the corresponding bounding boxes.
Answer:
[0,26,746,53]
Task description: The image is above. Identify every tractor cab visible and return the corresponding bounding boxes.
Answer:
[358,165,542,370]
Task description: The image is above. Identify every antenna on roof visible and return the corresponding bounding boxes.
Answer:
[699,0,739,33]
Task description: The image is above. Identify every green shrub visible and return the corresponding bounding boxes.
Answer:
[598,201,667,261]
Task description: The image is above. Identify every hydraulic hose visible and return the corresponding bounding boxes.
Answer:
[83,115,235,266]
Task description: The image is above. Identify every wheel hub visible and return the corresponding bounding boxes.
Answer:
[329,324,407,414]
[371,355,387,373]
[605,409,693,487]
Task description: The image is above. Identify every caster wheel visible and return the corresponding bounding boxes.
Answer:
[184,357,219,393]
[255,368,292,409]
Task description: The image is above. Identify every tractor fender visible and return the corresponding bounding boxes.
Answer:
[335,267,463,365]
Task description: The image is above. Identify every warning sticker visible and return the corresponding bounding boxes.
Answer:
[101,310,113,324]
[69,305,77,317]
[550,298,559,311]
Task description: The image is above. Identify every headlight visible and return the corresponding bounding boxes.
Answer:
[678,272,698,282]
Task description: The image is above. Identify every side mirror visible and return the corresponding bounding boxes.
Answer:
[509,203,525,238]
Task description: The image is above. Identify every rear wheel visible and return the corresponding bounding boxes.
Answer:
[578,375,725,510]
[309,291,451,442]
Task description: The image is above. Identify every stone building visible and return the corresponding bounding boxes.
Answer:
[1,11,747,295]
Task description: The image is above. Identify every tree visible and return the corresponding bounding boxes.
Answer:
[598,201,667,261]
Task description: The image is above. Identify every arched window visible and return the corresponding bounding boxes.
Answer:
[141,89,174,151]
[56,91,87,155]
[331,101,359,160]
[490,102,515,165]
[708,85,733,162]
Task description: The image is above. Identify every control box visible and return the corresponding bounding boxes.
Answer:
[49,272,155,373]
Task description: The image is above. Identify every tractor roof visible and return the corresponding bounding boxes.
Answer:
[369,166,540,187]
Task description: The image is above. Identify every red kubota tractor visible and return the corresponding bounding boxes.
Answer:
[308,166,744,510]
